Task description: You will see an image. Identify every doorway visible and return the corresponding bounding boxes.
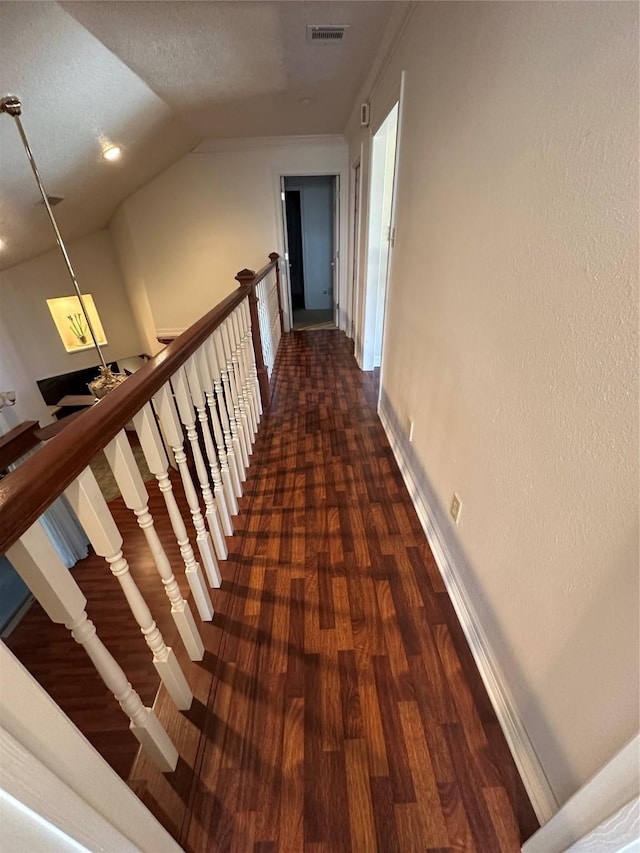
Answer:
[361,101,399,371]
[281,175,338,331]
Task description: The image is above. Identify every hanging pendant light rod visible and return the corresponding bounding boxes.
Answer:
[1,95,108,370]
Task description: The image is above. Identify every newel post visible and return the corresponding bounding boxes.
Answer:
[236,268,271,410]
[268,252,285,335]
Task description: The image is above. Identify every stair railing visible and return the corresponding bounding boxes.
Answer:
[236,252,284,409]
[0,253,284,773]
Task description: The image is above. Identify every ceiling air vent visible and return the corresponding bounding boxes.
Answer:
[37,195,64,207]
[306,25,349,44]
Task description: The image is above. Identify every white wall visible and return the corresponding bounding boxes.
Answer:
[111,136,349,337]
[110,206,163,357]
[0,230,143,425]
[0,317,47,432]
[347,1,639,809]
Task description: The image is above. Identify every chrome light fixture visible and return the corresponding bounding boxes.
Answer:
[1,95,126,397]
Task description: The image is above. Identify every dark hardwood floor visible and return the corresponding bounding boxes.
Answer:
[5,329,539,851]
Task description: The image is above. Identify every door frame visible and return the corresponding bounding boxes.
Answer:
[332,174,341,328]
[352,72,405,380]
[274,167,348,334]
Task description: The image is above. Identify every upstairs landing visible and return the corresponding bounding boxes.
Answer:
[6,330,538,851]
[131,330,539,851]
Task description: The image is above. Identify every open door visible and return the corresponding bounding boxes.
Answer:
[280,175,338,331]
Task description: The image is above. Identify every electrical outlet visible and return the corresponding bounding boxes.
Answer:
[450,493,462,524]
[407,418,415,443]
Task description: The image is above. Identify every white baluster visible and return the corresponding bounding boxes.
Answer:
[238,302,259,433]
[225,311,250,445]
[65,467,192,711]
[256,280,266,374]
[105,429,205,662]
[134,402,214,623]
[257,278,273,376]
[221,318,250,468]
[270,279,278,363]
[269,271,282,356]
[197,344,239,516]
[213,326,247,482]
[241,297,263,419]
[265,278,274,374]
[206,335,242,498]
[226,314,252,465]
[172,367,228,562]
[185,353,233,536]
[153,383,222,588]
[8,521,178,772]
[230,306,257,439]
[226,314,254,451]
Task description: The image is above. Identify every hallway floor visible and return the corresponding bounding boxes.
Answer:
[292,308,335,330]
[5,329,539,851]
[130,329,539,851]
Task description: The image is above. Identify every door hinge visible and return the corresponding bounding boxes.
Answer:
[281,191,285,202]
[389,227,396,248]
[284,252,289,261]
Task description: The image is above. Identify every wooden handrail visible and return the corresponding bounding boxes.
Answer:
[0,285,250,556]
[0,421,39,471]
[251,258,277,287]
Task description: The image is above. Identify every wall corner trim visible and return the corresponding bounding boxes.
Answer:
[377,392,559,826]
[155,327,186,340]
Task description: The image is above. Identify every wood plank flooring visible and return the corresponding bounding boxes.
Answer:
[5,329,539,851]
[131,330,539,851]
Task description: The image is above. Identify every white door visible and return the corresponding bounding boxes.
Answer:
[361,101,400,371]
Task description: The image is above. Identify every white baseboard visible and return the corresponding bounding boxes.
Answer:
[377,393,558,826]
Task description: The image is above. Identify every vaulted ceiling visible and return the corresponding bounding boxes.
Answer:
[0,1,395,270]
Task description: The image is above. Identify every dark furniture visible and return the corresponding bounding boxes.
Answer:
[37,358,147,420]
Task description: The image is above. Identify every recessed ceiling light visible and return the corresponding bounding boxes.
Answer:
[103,146,122,162]
[0,238,5,250]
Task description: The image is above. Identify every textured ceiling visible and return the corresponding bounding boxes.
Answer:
[0,1,396,271]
